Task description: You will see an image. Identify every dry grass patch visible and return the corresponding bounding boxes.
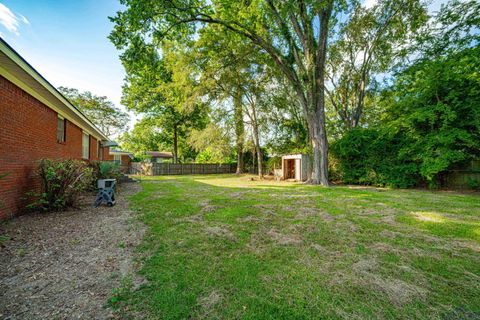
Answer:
[266,228,303,246]
[205,226,237,242]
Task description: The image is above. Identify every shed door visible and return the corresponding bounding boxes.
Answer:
[295,159,301,180]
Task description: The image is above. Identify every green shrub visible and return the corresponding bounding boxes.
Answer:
[379,46,480,188]
[331,128,418,188]
[98,161,122,179]
[467,177,480,190]
[266,156,281,174]
[90,161,122,181]
[28,159,94,211]
[327,153,342,182]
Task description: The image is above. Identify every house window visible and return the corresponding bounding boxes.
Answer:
[114,154,122,163]
[97,141,101,159]
[57,115,66,142]
[82,133,90,159]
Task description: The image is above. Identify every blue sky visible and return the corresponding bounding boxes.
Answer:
[0,0,135,131]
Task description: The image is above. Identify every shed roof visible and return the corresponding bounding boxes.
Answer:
[282,154,306,159]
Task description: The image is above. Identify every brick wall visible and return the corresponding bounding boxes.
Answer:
[0,76,105,219]
[119,155,132,173]
[90,136,98,161]
[103,147,113,161]
[120,155,131,167]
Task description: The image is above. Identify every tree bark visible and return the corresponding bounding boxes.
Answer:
[255,139,263,178]
[251,112,263,179]
[234,87,244,174]
[306,111,329,185]
[173,123,178,164]
[310,1,332,186]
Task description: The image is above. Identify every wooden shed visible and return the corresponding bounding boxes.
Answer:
[281,154,311,181]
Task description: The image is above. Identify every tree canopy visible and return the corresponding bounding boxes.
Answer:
[59,86,130,137]
[109,0,480,188]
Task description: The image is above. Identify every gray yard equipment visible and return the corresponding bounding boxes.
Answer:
[94,179,116,207]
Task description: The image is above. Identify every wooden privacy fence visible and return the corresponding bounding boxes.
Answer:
[443,170,480,189]
[130,162,237,176]
[441,160,480,189]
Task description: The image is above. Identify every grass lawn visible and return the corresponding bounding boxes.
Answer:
[111,174,480,319]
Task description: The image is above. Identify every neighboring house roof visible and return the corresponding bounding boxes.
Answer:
[110,149,134,158]
[102,140,119,147]
[146,151,174,158]
[0,38,109,142]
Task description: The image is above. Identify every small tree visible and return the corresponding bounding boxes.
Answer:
[28,159,94,211]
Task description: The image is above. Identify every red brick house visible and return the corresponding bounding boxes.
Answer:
[109,149,133,173]
[0,38,115,219]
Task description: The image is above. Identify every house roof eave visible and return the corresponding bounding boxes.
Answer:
[0,38,109,141]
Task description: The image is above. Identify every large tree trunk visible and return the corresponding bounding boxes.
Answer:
[309,2,332,186]
[247,96,264,179]
[234,87,245,174]
[252,122,263,179]
[173,124,178,164]
[256,145,263,178]
[306,111,329,185]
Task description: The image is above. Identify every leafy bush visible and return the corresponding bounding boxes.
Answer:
[467,177,480,190]
[90,161,122,181]
[195,148,235,164]
[333,46,480,189]
[267,156,281,174]
[98,161,122,179]
[379,46,480,188]
[331,128,418,188]
[327,153,342,182]
[28,159,94,211]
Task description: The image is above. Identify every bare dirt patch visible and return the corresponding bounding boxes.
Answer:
[183,214,205,223]
[205,226,237,242]
[379,230,401,239]
[352,257,427,306]
[253,204,278,216]
[199,199,221,213]
[370,242,398,253]
[267,228,303,246]
[228,191,248,199]
[196,289,223,313]
[238,215,263,223]
[370,275,427,306]
[293,206,334,221]
[0,183,143,319]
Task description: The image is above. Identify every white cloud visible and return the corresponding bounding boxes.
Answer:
[19,14,30,25]
[363,0,378,9]
[0,3,29,35]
